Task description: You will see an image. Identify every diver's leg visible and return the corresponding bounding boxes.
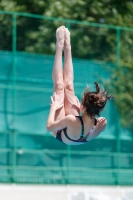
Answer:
[63,28,80,116]
[52,26,65,121]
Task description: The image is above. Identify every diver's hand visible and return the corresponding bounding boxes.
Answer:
[50,93,64,111]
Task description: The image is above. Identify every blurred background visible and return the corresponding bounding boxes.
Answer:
[0,0,133,199]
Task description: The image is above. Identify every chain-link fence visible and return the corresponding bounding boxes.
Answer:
[0,10,133,185]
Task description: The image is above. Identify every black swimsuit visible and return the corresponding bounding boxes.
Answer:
[56,116,97,144]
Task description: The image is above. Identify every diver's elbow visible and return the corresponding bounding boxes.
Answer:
[46,123,52,132]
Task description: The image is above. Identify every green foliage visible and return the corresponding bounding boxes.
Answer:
[0,0,133,129]
[106,64,133,129]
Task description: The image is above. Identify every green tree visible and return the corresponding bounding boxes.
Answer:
[105,64,133,129]
[0,0,133,129]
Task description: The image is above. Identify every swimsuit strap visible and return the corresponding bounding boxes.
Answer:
[75,116,84,137]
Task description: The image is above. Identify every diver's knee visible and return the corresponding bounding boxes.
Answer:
[65,82,74,92]
[55,81,64,94]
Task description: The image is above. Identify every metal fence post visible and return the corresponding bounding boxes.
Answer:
[66,21,71,30]
[116,28,121,66]
[116,28,121,184]
[11,13,17,183]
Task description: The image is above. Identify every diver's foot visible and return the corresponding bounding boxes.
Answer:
[56,26,65,49]
[64,28,71,49]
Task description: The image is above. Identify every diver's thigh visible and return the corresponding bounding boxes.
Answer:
[64,89,80,116]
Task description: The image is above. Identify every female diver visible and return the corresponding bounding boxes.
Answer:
[47,26,113,145]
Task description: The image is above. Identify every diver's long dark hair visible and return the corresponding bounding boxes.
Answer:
[81,82,113,118]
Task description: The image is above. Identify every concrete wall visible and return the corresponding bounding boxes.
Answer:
[0,185,133,200]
